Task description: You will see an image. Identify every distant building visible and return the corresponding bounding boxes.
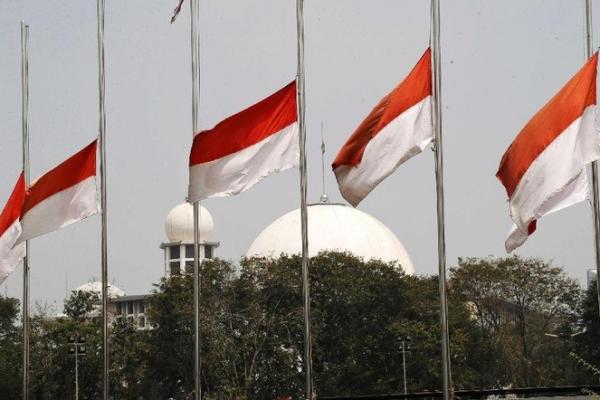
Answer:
[109,294,150,329]
[75,199,418,329]
[246,200,416,275]
[75,202,219,330]
[161,202,219,277]
[587,268,597,288]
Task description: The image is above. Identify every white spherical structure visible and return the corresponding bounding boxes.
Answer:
[75,281,125,298]
[165,203,214,243]
[246,203,415,274]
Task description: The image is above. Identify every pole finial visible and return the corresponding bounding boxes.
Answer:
[320,121,328,203]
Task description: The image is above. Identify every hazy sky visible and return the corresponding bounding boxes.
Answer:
[0,0,597,310]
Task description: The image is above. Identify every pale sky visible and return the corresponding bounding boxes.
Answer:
[0,0,597,309]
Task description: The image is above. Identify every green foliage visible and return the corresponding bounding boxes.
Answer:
[451,255,583,387]
[0,295,21,399]
[28,312,103,399]
[64,290,101,320]
[0,253,592,398]
[573,280,600,384]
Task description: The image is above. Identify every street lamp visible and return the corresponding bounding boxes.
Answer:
[68,335,86,400]
[396,336,411,395]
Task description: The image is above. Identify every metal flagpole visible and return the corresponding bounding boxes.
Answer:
[190,0,202,399]
[583,0,600,320]
[96,0,109,399]
[296,1,314,399]
[20,21,30,400]
[430,1,453,400]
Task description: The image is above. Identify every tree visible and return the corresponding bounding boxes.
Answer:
[2,253,590,398]
[64,290,100,320]
[451,255,582,387]
[28,309,103,399]
[0,295,21,399]
[110,317,156,399]
[573,280,600,384]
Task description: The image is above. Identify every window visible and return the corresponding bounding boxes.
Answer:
[116,303,122,315]
[204,246,213,259]
[170,246,180,259]
[185,261,194,274]
[127,301,134,315]
[185,245,194,258]
[170,261,180,275]
[139,301,145,313]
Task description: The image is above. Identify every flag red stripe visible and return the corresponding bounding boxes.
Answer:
[0,173,25,237]
[332,48,432,169]
[21,140,97,217]
[497,53,598,197]
[189,81,297,166]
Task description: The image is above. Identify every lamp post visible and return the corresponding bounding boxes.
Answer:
[397,336,411,395]
[68,335,86,400]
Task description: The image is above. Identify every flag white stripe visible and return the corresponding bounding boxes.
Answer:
[189,123,299,202]
[335,96,433,207]
[508,106,600,234]
[18,176,99,243]
[506,170,590,251]
[0,220,25,284]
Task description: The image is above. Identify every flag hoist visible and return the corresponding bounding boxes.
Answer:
[331,1,452,397]
[0,174,26,286]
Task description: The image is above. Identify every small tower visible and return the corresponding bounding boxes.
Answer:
[161,203,219,278]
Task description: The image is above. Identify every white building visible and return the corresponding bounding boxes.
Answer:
[76,199,415,329]
[161,202,219,277]
[246,200,415,275]
[76,202,220,329]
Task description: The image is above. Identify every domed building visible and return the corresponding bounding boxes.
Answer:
[246,201,415,275]
[76,281,125,298]
[160,202,220,277]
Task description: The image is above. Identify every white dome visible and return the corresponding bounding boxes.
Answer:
[165,203,214,243]
[246,203,415,274]
[75,281,125,298]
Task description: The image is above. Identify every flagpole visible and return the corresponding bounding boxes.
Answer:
[583,0,600,320]
[430,1,453,399]
[296,1,314,399]
[20,21,30,400]
[190,0,202,399]
[320,121,326,201]
[96,0,109,399]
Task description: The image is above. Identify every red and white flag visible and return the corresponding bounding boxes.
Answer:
[17,140,100,243]
[497,53,600,252]
[188,81,299,202]
[332,48,433,207]
[0,173,26,284]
